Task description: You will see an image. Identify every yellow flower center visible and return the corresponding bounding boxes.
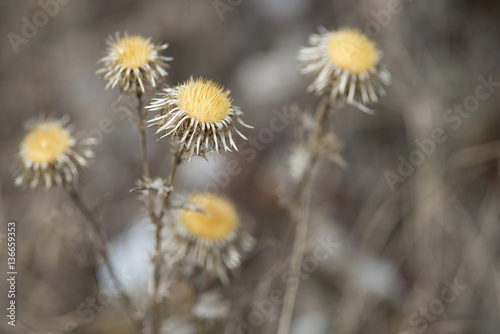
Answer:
[180,193,238,241]
[113,35,155,69]
[21,122,71,164]
[177,78,232,123]
[326,29,379,73]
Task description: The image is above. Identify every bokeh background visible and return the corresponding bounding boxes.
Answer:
[1,0,500,333]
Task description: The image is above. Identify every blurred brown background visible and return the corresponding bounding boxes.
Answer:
[1,0,500,333]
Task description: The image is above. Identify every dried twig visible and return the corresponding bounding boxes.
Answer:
[150,147,183,334]
[277,96,331,334]
[65,187,141,330]
[133,91,184,334]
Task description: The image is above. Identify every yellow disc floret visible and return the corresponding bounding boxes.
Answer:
[21,122,71,164]
[113,35,155,69]
[181,193,238,241]
[326,28,379,73]
[177,78,232,123]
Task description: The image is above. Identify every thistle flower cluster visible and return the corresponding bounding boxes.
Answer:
[97,33,255,283]
[12,26,391,333]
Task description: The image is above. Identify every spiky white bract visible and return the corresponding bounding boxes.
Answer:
[97,33,172,93]
[15,116,96,189]
[298,27,391,113]
[162,193,255,285]
[147,77,251,159]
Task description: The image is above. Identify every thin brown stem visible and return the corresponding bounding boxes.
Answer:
[134,91,185,334]
[134,93,157,238]
[133,93,162,334]
[136,94,150,178]
[150,147,183,334]
[66,187,140,330]
[277,97,331,334]
[166,147,184,186]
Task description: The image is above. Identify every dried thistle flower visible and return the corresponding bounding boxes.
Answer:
[147,77,252,159]
[298,27,390,113]
[96,32,172,94]
[163,193,255,285]
[14,116,95,189]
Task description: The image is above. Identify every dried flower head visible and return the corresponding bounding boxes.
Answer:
[147,77,251,159]
[14,116,95,189]
[298,27,390,113]
[97,33,172,94]
[163,193,255,284]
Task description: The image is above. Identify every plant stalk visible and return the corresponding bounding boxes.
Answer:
[66,187,140,330]
[134,92,184,334]
[277,97,331,334]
